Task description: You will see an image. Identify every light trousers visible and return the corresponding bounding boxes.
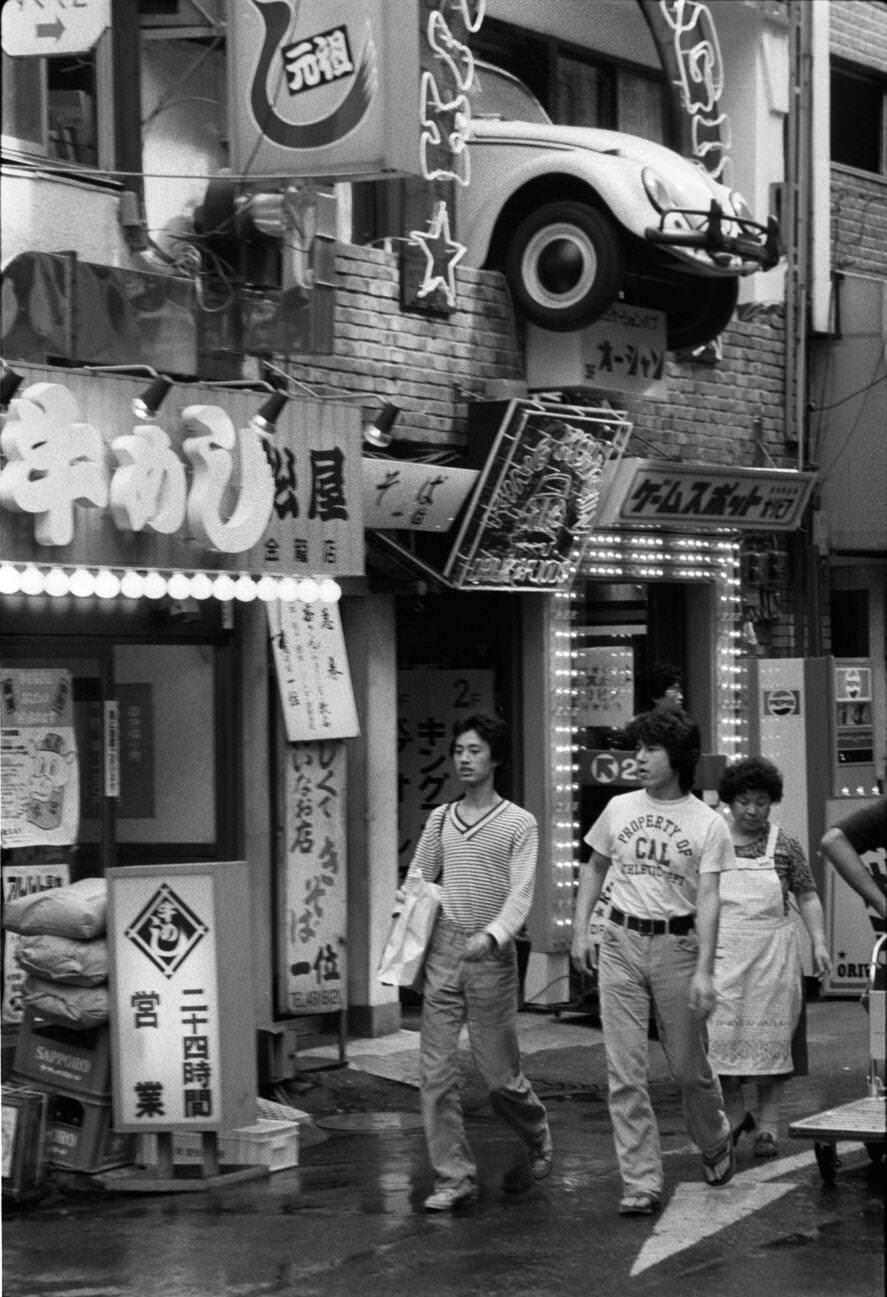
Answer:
[598,923,730,1197]
[420,918,550,1191]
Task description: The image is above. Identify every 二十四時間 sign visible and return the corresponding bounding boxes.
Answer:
[107,861,255,1134]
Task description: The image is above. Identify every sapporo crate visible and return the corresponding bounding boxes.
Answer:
[45,1091,136,1174]
[139,1118,301,1173]
[12,1011,111,1098]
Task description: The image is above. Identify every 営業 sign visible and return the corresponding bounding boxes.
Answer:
[107,861,255,1133]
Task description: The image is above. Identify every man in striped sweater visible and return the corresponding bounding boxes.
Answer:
[407,713,552,1212]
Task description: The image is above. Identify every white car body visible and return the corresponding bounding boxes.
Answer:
[454,64,779,344]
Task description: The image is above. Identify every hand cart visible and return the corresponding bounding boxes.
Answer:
[788,933,886,1184]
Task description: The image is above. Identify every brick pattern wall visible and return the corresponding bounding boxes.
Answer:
[831,167,887,276]
[830,0,887,71]
[287,245,789,470]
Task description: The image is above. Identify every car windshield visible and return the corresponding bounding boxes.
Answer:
[468,61,552,125]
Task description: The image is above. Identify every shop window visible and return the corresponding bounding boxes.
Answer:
[0,624,237,880]
[831,60,887,174]
[1,44,108,169]
[829,589,870,658]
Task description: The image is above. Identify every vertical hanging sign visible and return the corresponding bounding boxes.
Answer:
[268,600,360,740]
[108,861,256,1134]
[280,741,348,1016]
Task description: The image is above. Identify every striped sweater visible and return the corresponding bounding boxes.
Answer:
[407,799,538,948]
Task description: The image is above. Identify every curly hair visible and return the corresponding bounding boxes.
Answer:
[648,662,683,702]
[450,712,509,764]
[625,709,701,793]
[718,755,784,805]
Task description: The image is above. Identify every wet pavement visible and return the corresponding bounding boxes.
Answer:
[3,1000,884,1297]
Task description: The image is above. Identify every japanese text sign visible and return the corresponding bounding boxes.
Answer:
[228,0,420,179]
[397,670,494,873]
[0,364,364,576]
[280,741,347,1016]
[108,862,256,1133]
[444,401,630,589]
[268,600,359,741]
[1,668,79,849]
[596,458,817,532]
[362,459,479,531]
[527,305,668,398]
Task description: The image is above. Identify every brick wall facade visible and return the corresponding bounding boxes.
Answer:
[830,0,887,72]
[831,167,887,276]
[287,245,789,471]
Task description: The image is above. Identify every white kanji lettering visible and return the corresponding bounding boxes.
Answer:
[110,425,187,534]
[181,405,275,553]
[0,382,108,546]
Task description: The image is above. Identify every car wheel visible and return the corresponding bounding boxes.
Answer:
[504,202,624,332]
[664,275,739,351]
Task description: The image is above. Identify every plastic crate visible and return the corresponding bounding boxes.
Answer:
[2,1083,48,1201]
[139,1118,300,1172]
[12,1012,111,1098]
[45,1090,135,1173]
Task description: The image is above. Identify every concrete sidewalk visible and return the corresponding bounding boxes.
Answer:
[297,1008,607,1090]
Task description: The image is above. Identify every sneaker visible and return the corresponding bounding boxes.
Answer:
[503,1134,553,1194]
[618,1191,661,1216]
[702,1138,736,1187]
[423,1182,478,1212]
[754,1131,779,1159]
[530,1132,554,1181]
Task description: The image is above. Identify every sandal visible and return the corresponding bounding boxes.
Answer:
[732,1112,756,1145]
[703,1138,736,1187]
[618,1191,661,1216]
[754,1131,779,1159]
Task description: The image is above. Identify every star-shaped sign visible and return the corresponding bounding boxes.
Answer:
[408,201,466,307]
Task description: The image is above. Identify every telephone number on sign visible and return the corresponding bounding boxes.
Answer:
[291,989,343,1009]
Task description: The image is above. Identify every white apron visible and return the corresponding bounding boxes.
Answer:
[709,822,802,1076]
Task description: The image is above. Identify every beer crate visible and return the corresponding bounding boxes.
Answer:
[12,1011,111,1098]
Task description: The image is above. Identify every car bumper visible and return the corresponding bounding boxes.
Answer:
[644,202,782,274]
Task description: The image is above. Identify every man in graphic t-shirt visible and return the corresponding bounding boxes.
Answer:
[571,709,735,1216]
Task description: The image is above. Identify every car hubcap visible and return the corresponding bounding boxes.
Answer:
[522,223,597,310]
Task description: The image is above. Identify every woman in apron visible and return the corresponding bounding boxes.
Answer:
[710,757,831,1157]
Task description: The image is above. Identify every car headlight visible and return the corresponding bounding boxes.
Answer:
[729,190,754,223]
[642,167,679,213]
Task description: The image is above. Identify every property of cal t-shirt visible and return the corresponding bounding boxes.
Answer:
[584,789,735,919]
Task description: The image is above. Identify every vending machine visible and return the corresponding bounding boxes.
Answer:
[747,657,881,996]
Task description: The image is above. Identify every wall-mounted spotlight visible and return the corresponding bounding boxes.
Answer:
[250,391,288,435]
[131,376,173,420]
[0,366,25,407]
[363,403,400,450]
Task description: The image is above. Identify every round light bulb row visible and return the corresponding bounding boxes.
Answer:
[0,565,342,604]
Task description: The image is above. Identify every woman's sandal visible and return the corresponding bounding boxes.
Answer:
[618,1191,661,1216]
[732,1112,756,1145]
[703,1139,736,1187]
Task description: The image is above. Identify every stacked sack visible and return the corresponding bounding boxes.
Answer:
[3,877,134,1173]
[3,877,109,1028]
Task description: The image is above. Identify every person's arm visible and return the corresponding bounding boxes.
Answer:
[797,890,831,976]
[689,870,720,1018]
[820,826,887,919]
[570,852,610,972]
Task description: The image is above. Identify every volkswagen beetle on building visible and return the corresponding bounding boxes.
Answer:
[458,63,781,349]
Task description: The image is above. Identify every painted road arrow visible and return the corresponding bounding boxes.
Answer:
[631,1143,856,1276]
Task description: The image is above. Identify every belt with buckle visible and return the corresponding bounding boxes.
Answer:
[610,905,695,936]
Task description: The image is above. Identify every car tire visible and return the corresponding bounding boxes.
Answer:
[664,275,739,351]
[504,202,624,332]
